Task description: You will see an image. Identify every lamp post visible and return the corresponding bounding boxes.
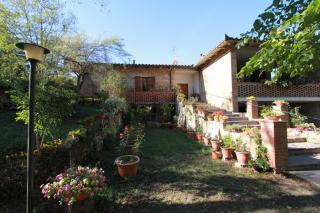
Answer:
[16,42,50,213]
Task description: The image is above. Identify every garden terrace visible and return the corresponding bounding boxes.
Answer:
[125,91,176,105]
[237,83,320,102]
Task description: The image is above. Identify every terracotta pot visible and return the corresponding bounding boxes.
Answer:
[203,136,211,146]
[235,151,250,165]
[221,148,233,160]
[211,150,221,160]
[211,140,221,151]
[264,116,280,121]
[187,131,195,139]
[115,155,140,178]
[195,133,203,141]
[76,192,88,202]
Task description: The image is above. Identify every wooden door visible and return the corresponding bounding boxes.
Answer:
[178,83,188,98]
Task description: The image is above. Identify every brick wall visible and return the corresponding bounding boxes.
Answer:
[260,120,288,173]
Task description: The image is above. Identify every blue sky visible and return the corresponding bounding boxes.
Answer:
[66,0,271,65]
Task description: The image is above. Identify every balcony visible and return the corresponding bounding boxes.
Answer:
[237,82,320,102]
[126,91,176,105]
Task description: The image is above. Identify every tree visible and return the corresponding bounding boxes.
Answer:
[238,0,320,85]
[100,69,128,98]
[58,33,131,90]
[10,76,77,150]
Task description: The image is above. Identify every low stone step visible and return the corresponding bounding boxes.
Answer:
[226,120,260,126]
[288,142,320,156]
[287,138,307,143]
[227,117,248,122]
[288,154,320,171]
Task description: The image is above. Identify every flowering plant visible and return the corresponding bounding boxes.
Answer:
[209,111,227,122]
[41,166,105,206]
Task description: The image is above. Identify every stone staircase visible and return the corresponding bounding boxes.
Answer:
[287,140,320,171]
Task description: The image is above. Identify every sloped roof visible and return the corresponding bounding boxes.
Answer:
[194,35,238,70]
[111,63,194,69]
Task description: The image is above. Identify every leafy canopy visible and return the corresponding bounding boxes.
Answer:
[238,0,320,85]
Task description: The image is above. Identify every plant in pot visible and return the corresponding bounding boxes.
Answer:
[210,135,221,151]
[220,135,235,160]
[273,100,289,107]
[120,124,145,155]
[246,96,256,102]
[194,125,203,142]
[260,106,284,121]
[234,137,250,166]
[212,111,228,122]
[186,127,196,139]
[202,133,211,146]
[41,166,105,211]
[115,155,140,178]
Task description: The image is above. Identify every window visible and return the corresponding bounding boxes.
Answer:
[134,76,155,91]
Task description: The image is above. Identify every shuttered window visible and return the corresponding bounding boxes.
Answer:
[134,76,155,91]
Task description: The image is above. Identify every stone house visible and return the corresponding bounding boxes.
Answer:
[80,35,320,121]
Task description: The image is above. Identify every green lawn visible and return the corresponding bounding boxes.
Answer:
[101,128,320,212]
[0,105,102,153]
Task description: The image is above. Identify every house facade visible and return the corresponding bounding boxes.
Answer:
[79,35,320,122]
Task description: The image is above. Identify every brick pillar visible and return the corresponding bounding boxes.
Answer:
[260,120,288,173]
[273,104,289,127]
[247,100,259,120]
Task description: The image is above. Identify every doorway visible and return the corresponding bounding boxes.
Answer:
[178,83,188,98]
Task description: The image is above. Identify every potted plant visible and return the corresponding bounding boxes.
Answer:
[115,155,140,178]
[221,135,235,160]
[260,106,284,121]
[120,124,145,155]
[202,133,211,146]
[40,166,105,211]
[210,135,221,151]
[186,127,196,139]
[234,137,250,166]
[246,96,256,102]
[273,100,289,107]
[212,111,228,122]
[211,150,222,160]
[194,125,203,141]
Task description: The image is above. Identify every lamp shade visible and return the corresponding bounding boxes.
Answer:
[16,42,50,62]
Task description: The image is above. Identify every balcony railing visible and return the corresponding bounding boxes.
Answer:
[126,91,176,104]
[238,82,320,97]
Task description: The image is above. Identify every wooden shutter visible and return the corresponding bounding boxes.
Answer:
[146,77,155,91]
[134,76,143,91]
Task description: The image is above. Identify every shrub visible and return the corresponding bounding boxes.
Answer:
[100,70,127,98]
[41,166,106,206]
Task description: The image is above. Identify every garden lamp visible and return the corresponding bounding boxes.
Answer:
[15,42,50,213]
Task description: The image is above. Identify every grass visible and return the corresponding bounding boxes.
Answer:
[101,128,320,212]
[0,104,102,153]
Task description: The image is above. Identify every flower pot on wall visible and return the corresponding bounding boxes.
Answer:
[235,151,250,166]
[115,155,140,178]
[264,116,280,121]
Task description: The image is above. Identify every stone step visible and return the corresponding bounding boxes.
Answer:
[288,142,320,156]
[226,120,260,126]
[287,138,307,143]
[227,117,248,122]
[288,154,320,171]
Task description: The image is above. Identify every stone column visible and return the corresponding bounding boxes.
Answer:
[260,120,288,173]
[273,104,289,127]
[247,100,259,120]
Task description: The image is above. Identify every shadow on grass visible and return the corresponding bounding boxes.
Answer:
[102,127,320,212]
